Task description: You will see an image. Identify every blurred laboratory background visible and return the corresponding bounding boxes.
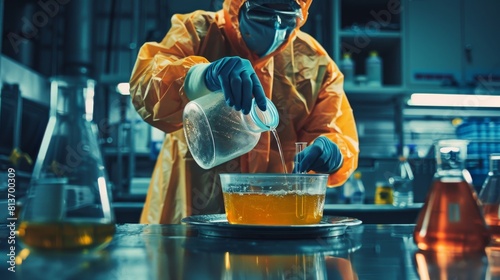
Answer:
[1,0,499,223]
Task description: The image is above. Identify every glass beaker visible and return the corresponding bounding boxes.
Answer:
[183,92,278,169]
[413,139,489,253]
[479,154,500,244]
[18,76,115,252]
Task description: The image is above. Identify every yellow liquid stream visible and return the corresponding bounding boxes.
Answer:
[271,128,288,174]
[223,192,325,225]
[18,222,115,251]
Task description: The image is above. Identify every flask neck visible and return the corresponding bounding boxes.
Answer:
[490,154,500,174]
[436,158,468,180]
[435,140,468,171]
[434,139,471,182]
[437,159,466,173]
[50,77,96,121]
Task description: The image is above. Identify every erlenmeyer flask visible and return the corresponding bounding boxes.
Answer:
[479,154,500,244]
[413,139,489,253]
[18,76,115,252]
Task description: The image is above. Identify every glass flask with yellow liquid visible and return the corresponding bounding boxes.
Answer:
[18,77,115,252]
[413,139,489,253]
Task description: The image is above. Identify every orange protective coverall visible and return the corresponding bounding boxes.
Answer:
[129,0,359,224]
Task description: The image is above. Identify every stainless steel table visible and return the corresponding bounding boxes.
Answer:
[0,223,497,279]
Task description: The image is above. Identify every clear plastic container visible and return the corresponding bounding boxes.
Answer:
[183,92,279,169]
[413,139,489,253]
[220,173,328,225]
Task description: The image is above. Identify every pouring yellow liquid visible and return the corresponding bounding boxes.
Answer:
[271,128,288,174]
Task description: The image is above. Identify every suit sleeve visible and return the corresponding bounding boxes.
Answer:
[301,61,359,187]
[129,11,210,133]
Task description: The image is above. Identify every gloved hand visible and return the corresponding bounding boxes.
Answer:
[293,136,343,174]
[205,56,267,114]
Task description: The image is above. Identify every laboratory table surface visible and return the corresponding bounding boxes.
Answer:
[0,222,499,280]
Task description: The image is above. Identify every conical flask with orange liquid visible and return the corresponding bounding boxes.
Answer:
[413,139,489,253]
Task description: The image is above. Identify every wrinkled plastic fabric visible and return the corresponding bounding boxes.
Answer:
[129,0,359,224]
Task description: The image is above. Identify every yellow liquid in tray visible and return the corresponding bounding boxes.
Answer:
[223,192,325,225]
[18,221,115,251]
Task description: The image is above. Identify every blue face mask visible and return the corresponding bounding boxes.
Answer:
[239,1,299,57]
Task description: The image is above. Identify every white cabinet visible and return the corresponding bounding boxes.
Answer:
[405,0,500,90]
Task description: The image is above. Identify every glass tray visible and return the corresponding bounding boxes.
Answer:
[181,214,362,239]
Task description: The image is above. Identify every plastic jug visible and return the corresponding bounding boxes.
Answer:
[183,92,279,169]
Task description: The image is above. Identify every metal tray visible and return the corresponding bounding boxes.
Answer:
[181,214,362,239]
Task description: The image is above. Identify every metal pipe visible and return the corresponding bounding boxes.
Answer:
[0,0,4,59]
[62,0,93,77]
[0,1,5,131]
[394,96,404,157]
[18,3,35,69]
[127,0,141,190]
[13,85,22,149]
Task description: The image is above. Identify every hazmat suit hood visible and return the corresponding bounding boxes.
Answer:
[222,0,312,59]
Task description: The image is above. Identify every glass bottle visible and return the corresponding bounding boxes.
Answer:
[374,180,393,205]
[390,156,414,207]
[366,50,382,87]
[413,139,489,253]
[350,171,365,204]
[339,174,354,204]
[479,154,500,244]
[340,53,355,86]
[18,76,115,252]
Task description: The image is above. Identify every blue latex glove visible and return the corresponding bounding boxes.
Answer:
[293,136,344,174]
[205,56,267,114]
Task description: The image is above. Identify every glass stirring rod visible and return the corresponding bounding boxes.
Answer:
[295,142,308,174]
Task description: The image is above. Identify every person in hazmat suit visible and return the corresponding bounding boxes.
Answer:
[129,0,359,224]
